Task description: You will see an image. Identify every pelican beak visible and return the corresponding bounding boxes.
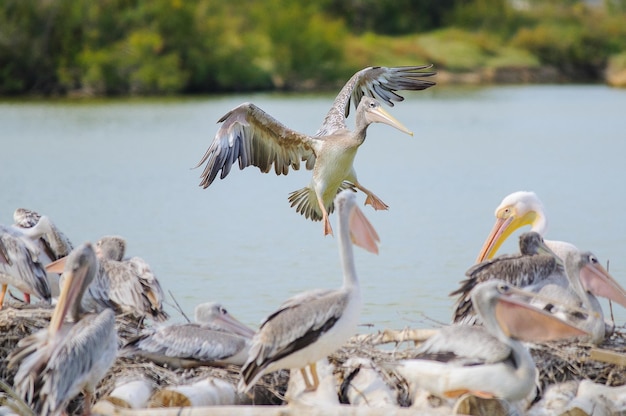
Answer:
[49,257,89,336]
[370,107,413,136]
[213,312,256,339]
[46,256,68,274]
[349,204,380,254]
[579,262,626,308]
[476,210,537,262]
[494,286,587,342]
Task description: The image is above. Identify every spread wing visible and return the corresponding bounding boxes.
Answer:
[196,102,317,188]
[316,65,436,136]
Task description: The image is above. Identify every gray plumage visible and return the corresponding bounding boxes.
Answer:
[0,224,50,305]
[451,232,563,325]
[78,236,168,322]
[9,242,117,416]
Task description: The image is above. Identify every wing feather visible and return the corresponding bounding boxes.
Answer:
[317,65,435,136]
[196,103,316,188]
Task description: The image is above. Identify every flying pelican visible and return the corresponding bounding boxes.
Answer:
[238,189,380,393]
[476,191,578,262]
[49,235,169,322]
[13,208,73,298]
[536,250,626,344]
[195,65,435,235]
[8,242,117,416]
[0,224,50,308]
[451,232,565,325]
[393,280,586,403]
[123,302,255,368]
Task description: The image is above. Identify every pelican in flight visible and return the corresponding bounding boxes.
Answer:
[476,191,578,262]
[0,224,50,308]
[451,232,565,325]
[196,65,435,235]
[394,280,586,402]
[538,250,626,344]
[123,302,255,368]
[238,189,380,393]
[49,235,169,322]
[13,208,73,298]
[9,242,117,416]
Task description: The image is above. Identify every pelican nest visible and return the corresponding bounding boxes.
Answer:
[1,303,625,414]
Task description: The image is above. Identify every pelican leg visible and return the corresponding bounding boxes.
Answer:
[316,195,333,236]
[300,368,314,391]
[353,182,388,211]
[0,284,6,308]
[309,362,320,391]
[81,389,92,416]
[24,292,31,304]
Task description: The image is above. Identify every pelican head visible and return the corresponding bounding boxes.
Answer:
[565,251,626,309]
[335,189,380,254]
[194,302,256,338]
[49,242,98,334]
[519,232,563,267]
[95,235,127,261]
[477,191,547,262]
[358,96,413,136]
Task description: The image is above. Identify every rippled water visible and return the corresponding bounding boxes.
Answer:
[2,84,626,332]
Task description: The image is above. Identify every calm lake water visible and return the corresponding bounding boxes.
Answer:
[2,84,626,332]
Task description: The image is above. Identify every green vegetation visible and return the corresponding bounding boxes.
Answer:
[1,0,625,96]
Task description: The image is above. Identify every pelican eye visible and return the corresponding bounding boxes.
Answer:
[589,255,599,265]
[220,307,228,315]
[497,282,511,293]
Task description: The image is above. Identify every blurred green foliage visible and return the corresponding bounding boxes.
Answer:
[0,0,625,95]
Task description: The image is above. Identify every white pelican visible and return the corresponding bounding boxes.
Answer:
[13,208,73,298]
[8,242,117,416]
[238,189,380,393]
[196,65,435,235]
[394,280,586,403]
[476,191,578,262]
[451,232,565,325]
[123,302,255,368]
[49,235,169,322]
[536,249,626,344]
[0,224,50,308]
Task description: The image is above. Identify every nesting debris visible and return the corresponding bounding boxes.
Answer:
[1,306,625,415]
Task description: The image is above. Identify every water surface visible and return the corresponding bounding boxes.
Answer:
[2,84,626,331]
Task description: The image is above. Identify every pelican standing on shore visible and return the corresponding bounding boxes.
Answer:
[123,302,255,367]
[394,280,586,402]
[476,191,578,262]
[9,242,117,416]
[0,224,50,308]
[196,65,435,235]
[238,190,380,393]
[451,232,565,325]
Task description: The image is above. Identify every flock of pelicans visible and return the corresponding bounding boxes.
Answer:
[2,65,626,415]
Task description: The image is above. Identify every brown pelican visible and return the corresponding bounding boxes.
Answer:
[476,191,578,262]
[123,302,255,368]
[451,232,565,325]
[13,208,73,298]
[8,242,117,416]
[0,224,50,308]
[49,235,169,322]
[393,280,586,402]
[537,250,626,344]
[196,66,435,235]
[238,189,380,393]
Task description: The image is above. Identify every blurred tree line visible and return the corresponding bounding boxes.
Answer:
[1,0,625,96]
